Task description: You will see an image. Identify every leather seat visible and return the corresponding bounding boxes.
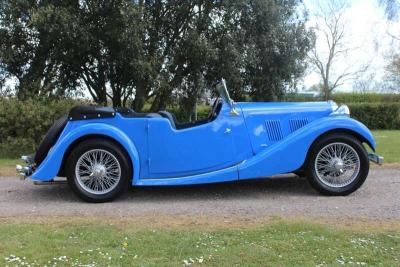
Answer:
[158,111,177,129]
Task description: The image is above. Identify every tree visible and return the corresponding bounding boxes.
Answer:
[240,0,313,101]
[1,0,314,117]
[380,0,400,20]
[383,53,400,93]
[308,0,366,100]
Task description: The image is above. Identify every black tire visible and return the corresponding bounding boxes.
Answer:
[66,138,131,203]
[34,115,68,166]
[305,133,369,196]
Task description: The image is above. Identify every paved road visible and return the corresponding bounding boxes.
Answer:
[0,168,399,219]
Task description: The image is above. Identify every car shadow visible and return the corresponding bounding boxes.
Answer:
[121,176,318,202]
[27,175,318,203]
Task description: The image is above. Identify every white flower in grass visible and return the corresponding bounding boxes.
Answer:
[337,259,345,265]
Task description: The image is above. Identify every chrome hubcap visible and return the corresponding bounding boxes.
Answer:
[314,142,360,188]
[91,164,107,178]
[75,149,121,195]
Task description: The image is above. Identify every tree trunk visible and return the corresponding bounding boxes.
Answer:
[133,84,147,111]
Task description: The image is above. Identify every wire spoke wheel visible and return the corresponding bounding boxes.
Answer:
[314,142,360,188]
[75,149,121,195]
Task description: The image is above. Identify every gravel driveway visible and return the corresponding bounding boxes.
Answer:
[0,168,399,219]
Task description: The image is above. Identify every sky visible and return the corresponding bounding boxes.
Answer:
[302,0,400,92]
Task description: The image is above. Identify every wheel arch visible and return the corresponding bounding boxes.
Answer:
[308,128,375,156]
[58,134,133,178]
[30,122,140,183]
[298,128,374,173]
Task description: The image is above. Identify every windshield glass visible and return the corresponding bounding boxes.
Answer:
[215,79,231,104]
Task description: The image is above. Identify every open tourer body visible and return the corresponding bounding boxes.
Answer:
[17,80,383,202]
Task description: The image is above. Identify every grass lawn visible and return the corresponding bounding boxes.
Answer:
[372,130,400,163]
[1,220,399,266]
[0,158,20,176]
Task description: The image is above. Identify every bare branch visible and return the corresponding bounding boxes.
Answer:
[308,0,365,100]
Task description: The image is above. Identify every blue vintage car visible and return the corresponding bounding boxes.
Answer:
[17,79,383,202]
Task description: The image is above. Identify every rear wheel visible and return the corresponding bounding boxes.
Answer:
[66,138,131,202]
[306,133,369,196]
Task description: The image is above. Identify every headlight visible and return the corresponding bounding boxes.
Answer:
[328,100,338,112]
[331,104,350,116]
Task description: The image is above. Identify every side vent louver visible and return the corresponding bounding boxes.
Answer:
[289,118,309,133]
[265,120,283,141]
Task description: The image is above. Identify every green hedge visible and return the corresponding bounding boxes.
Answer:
[349,103,400,130]
[333,93,400,104]
[0,98,83,157]
[285,92,400,103]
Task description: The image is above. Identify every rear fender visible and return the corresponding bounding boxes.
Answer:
[31,122,140,183]
[238,116,375,179]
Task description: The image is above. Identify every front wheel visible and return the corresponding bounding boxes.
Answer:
[66,138,131,202]
[305,133,369,196]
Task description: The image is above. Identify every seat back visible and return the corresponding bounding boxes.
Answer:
[158,111,176,129]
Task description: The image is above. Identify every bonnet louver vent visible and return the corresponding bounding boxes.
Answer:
[265,120,283,141]
[289,118,309,133]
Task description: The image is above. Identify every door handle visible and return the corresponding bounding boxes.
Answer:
[224,128,232,134]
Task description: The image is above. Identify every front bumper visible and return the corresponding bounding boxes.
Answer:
[368,153,384,165]
[16,155,35,179]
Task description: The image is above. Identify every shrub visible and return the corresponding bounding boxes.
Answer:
[284,92,400,103]
[0,98,83,157]
[332,93,400,104]
[349,103,400,130]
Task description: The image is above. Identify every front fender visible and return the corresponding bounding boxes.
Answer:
[238,116,375,180]
[31,122,140,183]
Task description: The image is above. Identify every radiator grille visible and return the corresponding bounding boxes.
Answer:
[265,120,283,141]
[289,118,309,133]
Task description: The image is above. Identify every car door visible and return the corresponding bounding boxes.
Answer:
[147,102,243,178]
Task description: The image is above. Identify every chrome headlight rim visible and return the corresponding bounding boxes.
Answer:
[331,104,350,116]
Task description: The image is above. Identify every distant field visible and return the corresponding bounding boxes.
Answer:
[372,130,400,164]
[1,220,399,266]
[0,158,20,176]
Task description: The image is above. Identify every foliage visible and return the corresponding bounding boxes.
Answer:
[284,92,400,103]
[333,92,400,103]
[0,97,83,157]
[380,0,400,20]
[0,0,313,119]
[349,103,400,130]
[384,53,400,93]
[234,0,313,101]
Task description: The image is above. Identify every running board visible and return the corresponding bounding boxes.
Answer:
[33,180,67,185]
